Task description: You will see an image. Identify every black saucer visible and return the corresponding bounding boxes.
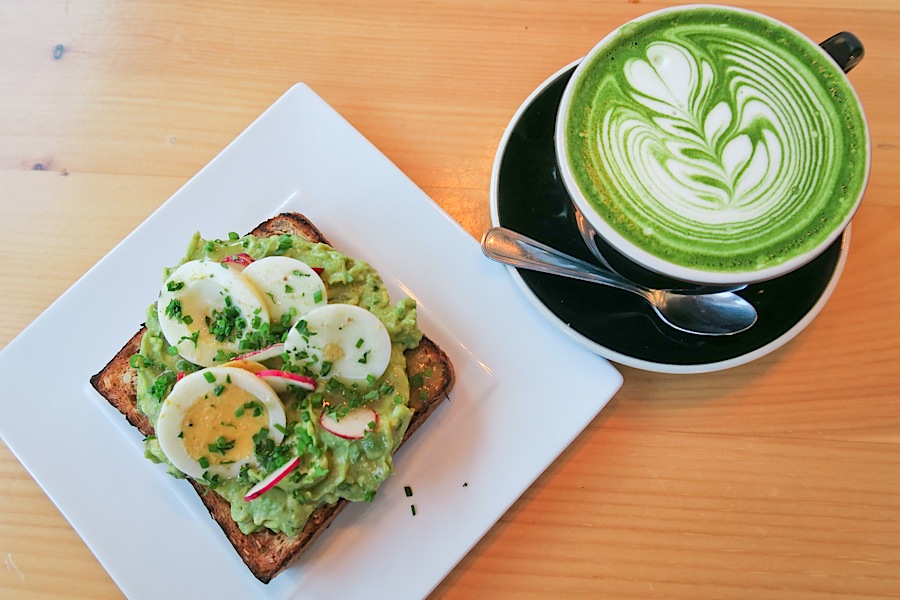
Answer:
[490,63,848,373]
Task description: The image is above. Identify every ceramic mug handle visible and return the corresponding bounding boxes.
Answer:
[821,32,864,73]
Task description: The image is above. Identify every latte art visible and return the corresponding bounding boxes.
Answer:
[604,39,831,230]
[563,7,869,277]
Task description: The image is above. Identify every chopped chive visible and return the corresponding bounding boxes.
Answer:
[355,338,364,348]
[274,235,292,255]
[203,371,216,383]
[179,331,200,347]
[404,486,413,497]
[198,456,210,469]
[242,401,264,417]
[410,504,416,516]
[164,298,183,321]
[313,289,323,303]
[208,436,235,455]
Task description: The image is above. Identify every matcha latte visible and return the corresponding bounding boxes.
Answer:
[557,5,869,284]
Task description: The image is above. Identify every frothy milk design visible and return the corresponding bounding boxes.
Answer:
[605,39,825,229]
[564,9,868,276]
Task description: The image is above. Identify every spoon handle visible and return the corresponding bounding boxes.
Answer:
[481,227,645,296]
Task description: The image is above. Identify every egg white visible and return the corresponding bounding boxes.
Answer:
[240,256,327,326]
[157,260,270,367]
[156,366,286,479]
[284,304,392,383]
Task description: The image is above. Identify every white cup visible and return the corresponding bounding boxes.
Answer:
[555,5,870,288]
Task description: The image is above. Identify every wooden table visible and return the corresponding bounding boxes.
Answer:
[1,1,898,598]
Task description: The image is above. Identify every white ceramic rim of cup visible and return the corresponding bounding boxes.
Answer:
[554,3,872,286]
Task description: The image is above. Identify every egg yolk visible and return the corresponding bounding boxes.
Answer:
[322,342,345,362]
[180,385,268,468]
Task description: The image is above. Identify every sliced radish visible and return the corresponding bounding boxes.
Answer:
[320,406,378,440]
[222,253,254,269]
[236,343,285,363]
[256,369,316,394]
[243,456,301,502]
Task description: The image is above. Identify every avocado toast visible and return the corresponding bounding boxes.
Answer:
[90,212,454,583]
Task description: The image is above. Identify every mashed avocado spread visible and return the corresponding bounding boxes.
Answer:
[131,232,422,537]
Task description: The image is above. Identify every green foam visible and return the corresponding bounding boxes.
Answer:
[565,7,868,274]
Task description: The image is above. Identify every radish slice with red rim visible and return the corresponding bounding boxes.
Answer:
[222,253,254,269]
[320,407,377,440]
[256,369,316,394]
[243,456,301,502]
[237,343,285,363]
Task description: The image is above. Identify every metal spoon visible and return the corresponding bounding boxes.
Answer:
[482,227,758,336]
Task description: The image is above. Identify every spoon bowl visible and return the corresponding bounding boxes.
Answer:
[482,227,758,336]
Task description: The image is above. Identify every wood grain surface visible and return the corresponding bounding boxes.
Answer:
[1,1,898,598]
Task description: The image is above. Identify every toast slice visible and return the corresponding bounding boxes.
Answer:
[90,213,454,583]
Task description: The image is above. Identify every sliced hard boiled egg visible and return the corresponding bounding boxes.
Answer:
[284,304,392,383]
[157,260,270,367]
[240,256,327,326]
[156,366,286,480]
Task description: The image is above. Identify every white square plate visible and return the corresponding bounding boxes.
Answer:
[0,84,622,599]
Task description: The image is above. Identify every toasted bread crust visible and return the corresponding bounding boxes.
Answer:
[90,213,454,583]
[89,329,153,437]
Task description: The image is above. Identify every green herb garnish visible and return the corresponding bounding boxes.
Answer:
[208,436,235,455]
